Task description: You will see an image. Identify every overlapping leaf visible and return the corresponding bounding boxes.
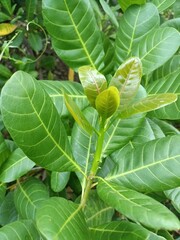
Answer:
[132,27,180,74]
[14,178,49,220]
[97,179,180,230]
[0,132,10,167]
[118,0,146,12]
[161,18,180,32]
[51,171,70,192]
[0,183,6,205]
[42,0,104,70]
[106,135,180,192]
[36,197,90,239]
[151,0,176,12]
[90,221,165,240]
[151,118,180,136]
[0,148,35,183]
[147,70,180,119]
[165,187,180,213]
[1,71,82,173]
[115,3,159,64]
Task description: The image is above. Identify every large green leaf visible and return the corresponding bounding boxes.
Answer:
[118,93,177,118]
[110,57,142,107]
[14,178,49,220]
[131,27,180,74]
[40,80,88,117]
[106,135,180,192]
[78,66,107,107]
[42,0,104,70]
[147,70,180,119]
[150,0,176,12]
[83,190,114,227]
[97,179,180,230]
[0,148,35,183]
[118,0,146,12]
[165,187,180,213]
[0,132,10,167]
[36,197,90,239]
[115,3,159,64]
[90,221,165,240]
[0,220,41,239]
[1,71,83,173]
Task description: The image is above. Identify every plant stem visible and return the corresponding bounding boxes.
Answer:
[81,119,105,208]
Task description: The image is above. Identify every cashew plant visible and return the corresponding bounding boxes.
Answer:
[0,0,180,239]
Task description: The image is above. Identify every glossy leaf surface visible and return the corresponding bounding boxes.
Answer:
[42,0,104,69]
[14,178,49,220]
[107,135,180,192]
[51,171,70,192]
[1,71,82,173]
[0,148,35,183]
[78,66,107,107]
[151,0,176,12]
[110,57,142,107]
[36,197,90,240]
[97,179,180,230]
[115,3,159,63]
[132,27,180,74]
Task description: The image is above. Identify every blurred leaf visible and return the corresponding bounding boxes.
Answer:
[78,66,107,107]
[28,32,43,53]
[51,171,70,192]
[14,178,49,220]
[118,0,146,12]
[118,93,177,118]
[0,23,17,36]
[25,0,37,21]
[0,12,11,22]
[100,0,119,27]
[95,86,120,120]
[110,57,142,107]
[36,197,90,239]
[0,183,6,206]
[0,132,10,167]
[161,18,180,32]
[151,0,176,12]
[0,64,12,79]
[40,56,56,71]
[151,118,179,136]
[165,187,180,213]
[0,0,12,15]
[97,179,180,230]
[0,148,35,183]
[173,0,180,17]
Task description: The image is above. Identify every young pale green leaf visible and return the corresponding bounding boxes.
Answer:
[132,27,180,75]
[118,93,177,118]
[36,197,90,240]
[106,135,180,192]
[51,171,70,192]
[64,93,94,135]
[1,71,83,173]
[0,23,17,36]
[151,0,176,12]
[97,179,180,230]
[40,80,89,117]
[147,71,180,120]
[0,148,35,183]
[90,221,166,240]
[78,66,107,107]
[42,0,104,70]
[118,0,146,12]
[83,190,114,227]
[110,57,142,107]
[95,86,120,120]
[115,3,160,63]
[0,220,41,239]
[0,132,10,167]
[165,187,180,213]
[14,178,49,220]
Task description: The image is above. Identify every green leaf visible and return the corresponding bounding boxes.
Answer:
[25,0,37,21]
[0,183,6,205]
[42,0,104,70]
[0,132,10,167]
[151,118,179,136]
[64,93,94,135]
[0,0,12,15]
[118,93,177,118]
[147,70,180,120]
[28,32,43,53]
[161,18,180,32]
[78,66,107,107]
[51,171,70,192]
[36,197,90,239]
[118,0,146,12]
[0,64,12,79]
[110,57,142,107]
[0,220,41,239]
[14,178,49,220]
[1,71,82,173]
[131,27,180,75]
[115,3,160,64]
[97,179,180,230]
[0,148,35,183]
[150,0,176,12]
[173,0,180,17]
[90,221,166,240]
[95,86,120,120]
[106,135,180,192]
[40,80,89,117]
[0,191,18,226]
[165,187,180,213]
[84,190,114,227]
